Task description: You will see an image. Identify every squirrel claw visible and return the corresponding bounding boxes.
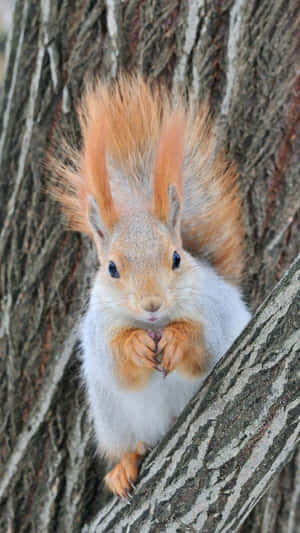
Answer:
[125,490,133,501]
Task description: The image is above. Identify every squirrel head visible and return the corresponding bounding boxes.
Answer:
[92,197,186,326]
[86,112,187,326]
[50,76,244,287]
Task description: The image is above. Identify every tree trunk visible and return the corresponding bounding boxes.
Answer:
[0,1,299,532]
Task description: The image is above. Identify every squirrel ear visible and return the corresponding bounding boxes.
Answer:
[81,102,119,244]
[168,184,181,233]
[88,196,111,243]
[151,112,184,226]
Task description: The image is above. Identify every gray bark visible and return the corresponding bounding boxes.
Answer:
[0,1,299,532]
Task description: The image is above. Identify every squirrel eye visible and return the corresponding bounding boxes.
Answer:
[108,260,120,278]
[172,251,181,270]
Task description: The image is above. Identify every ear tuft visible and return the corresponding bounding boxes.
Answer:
[80,88,119,234]
[151,112,185,225]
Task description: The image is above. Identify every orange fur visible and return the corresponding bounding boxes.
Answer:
[49,75,245,283]
[181,154,244,283]
[158,320,207,378]
[104,441,148,497]
[151,112,185,223]
[47,141,91,235]
[110,328,155,390]
[79,91,118,231]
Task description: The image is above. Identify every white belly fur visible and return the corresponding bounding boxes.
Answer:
[81,259,251,458]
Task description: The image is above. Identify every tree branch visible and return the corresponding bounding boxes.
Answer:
[86,255,300,533]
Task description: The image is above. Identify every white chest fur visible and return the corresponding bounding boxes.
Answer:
[81,260,250,458]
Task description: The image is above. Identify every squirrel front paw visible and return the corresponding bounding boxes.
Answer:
[124,330,160,371]
[157,325,188,376]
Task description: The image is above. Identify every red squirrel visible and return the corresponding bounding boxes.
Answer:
[50,76,250,499]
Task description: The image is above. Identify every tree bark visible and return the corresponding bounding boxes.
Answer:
[0,1,299,532]
[87,254,300,533]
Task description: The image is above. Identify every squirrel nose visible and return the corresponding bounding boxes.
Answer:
[141,296,162,313]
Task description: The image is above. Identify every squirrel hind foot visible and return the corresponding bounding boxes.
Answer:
[104,441,148,499]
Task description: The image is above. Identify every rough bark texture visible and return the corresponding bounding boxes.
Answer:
[88,255,300,532]
[0,1,299,532]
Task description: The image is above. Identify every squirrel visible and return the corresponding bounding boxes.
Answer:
[50,75,250,499]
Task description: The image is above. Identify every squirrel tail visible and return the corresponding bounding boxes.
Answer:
[181,103,244,284]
